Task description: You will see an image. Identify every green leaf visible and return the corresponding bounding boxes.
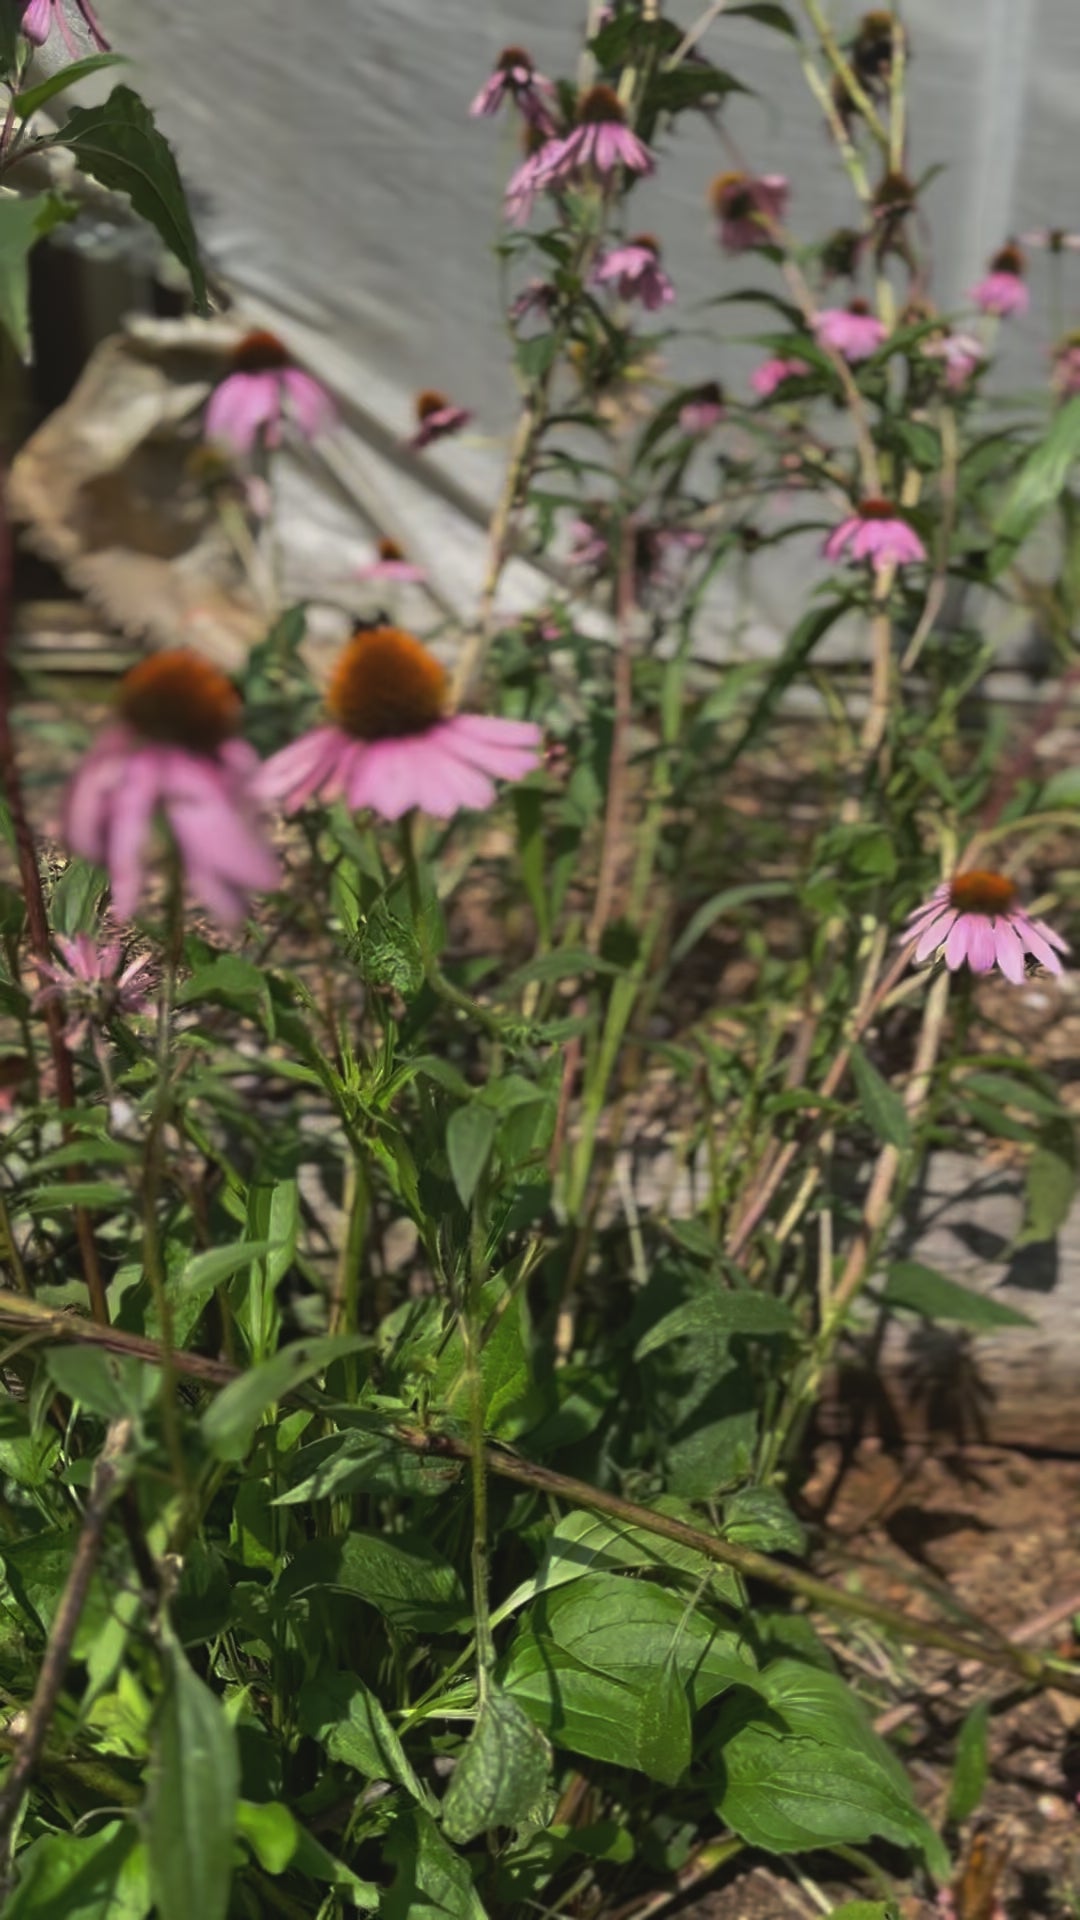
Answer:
[636,1654,691,1787]
[177,956,269,1017]
[15,52,130,118]
[728,1,799,33]
[850,1047,910,1150]
[0,193,75,360]
[1040,767,1080,809]
[49,855,107,934]
[278,1528,466,1631]
[494,1507,733,1627]
[500,1633,640,1768]
[5,1822,149,1920]
[1017,1119,1077,1247]
[670,882,792,966]
[289,1829,378,1907]
[441,1685,552,1842]
[297,1672,432,1807]
[58,86,207,309]
[43,1347,158,1421]
[828,1906,898,1920]
[446,1104,498,1208]
[883,1262,1033,1329]
[383,1808,489,1920]
[635,1289,793,1359]
[234,1802,300,1876]
[948,1699,990,1823]
[713,1660,944,1870]
[991,396,1080,569]
[146,1638,239,1920]
[22,1180,132,1213]
[723,1486,806,1556]
[200,1334,369,1461]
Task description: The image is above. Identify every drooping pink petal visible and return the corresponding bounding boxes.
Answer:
[438,713,543,780]
[282,368,336,441]
[964,916,997,972]
[412,737,498,816]
[992,918,1026,984]
[1016,915,1067,973]
[205,371,281,454]
[20,0,53,43]
[912,907,957,962]
[256,727,349,809]
[105,752,164,922]
[823,518,859,563]
[344,738,420,818]
[64,729,132,865]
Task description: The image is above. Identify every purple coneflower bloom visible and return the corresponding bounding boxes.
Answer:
[34,935,153,1052]
[205,331,335,456]
[679,381,725,435]
[905,872,1067,985]
[408,389,472,452]
[920,330,984,391]
[750,356,811,399]
[824,498,926,572]
[593,236,674,311]
[64,651,280,927]
[510,279,557,323]
[257,626,542,823]
[970,245,1029,318]
[534,84,653,188]
[470,45,556,133]
[355,538,427,585]
[709,171,789,252]
[813,300,887,362]
[20,0,108,51]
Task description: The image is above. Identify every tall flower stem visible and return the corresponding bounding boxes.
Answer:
[0,470,107,1323]
[141,865,187,1502]
[463,1215,495,1700]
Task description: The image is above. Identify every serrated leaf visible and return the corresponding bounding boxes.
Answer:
[948,1699,989,1823]
[297,1673,432,1807]
[383,1809,488,1920]
[58,86,207,309]
[146,1639,239,1920]
[446,1104,497,1208]
[723,1486,806,1555]
[441,1686,551,1842]
[882,1262,1032,1329]
[851,1047,910,1149]
[636,1654,691,1787]
[43,1347,157,1420]
[277,1529,466,1631]
[635,1289,793,1359]
[0,193,75,360]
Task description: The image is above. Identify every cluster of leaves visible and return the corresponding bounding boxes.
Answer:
[0,3,1078,1919]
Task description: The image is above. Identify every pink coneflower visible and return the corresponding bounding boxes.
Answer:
[205,331,335,456]
[679,381,725,434]
[970,244,1029,318]
[750,355,811,399]
[593,236,674,311]
[567,511,704,591]
[534,84,653,188]
[20,0,108,51]
[63,651,280,927]
[256,625,542,823]
[355,538,427,585]
[1051,333,1080,399]
[408,389,472,452]
[824,498,926,571]
[905,871,1068,985]
[504,147,556,226]
[709,171,789,252]
[920,330,985,391]
[813,300,887,362]
[1021,227,1080,255]
[33,935,153,1052]
[470,45,556,132]
[510,279,557,323]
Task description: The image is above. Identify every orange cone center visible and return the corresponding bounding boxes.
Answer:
[948,870,1017,915]
[117,649,241,752]
[327,626,448,741]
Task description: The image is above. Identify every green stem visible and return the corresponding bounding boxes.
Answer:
[463,1216,495,1698]
[142,867,187,1504]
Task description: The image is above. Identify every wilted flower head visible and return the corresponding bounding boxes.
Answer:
[64,650,280,927]
[407,389,472,452]
[970,244,1029,318]
[905,871,1068,985]
[205,330,336,456]
[33,935,153,1052]
[1052,332,1080,399]
[824,498,926,572]
[709,171,789,252]
[821,227,865,280]
[679,380,726,434]
[813,299,887,362]
[921,329,984,391]
[750,356,811,399]
[470,46,556,132]
[593,235,674,311]
[851,9,897,90]
[20,0,108,52]
[355,538,427,585]
[533,85,654,189]
[256,625,542,822]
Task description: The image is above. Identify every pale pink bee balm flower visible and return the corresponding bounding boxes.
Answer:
[257,625,542,823]
[921,330,985,390]
[709,171,789,252]
[20,0,108,51]
[813,300,887,362]
[750,356,811,399]
[905,871,1068,985]
[593,236,674,311]
[205,331,336,456]
[64,651,280,927]
[970,244,1030,318]
[824,498,926,571]
[33,935,153,1051]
